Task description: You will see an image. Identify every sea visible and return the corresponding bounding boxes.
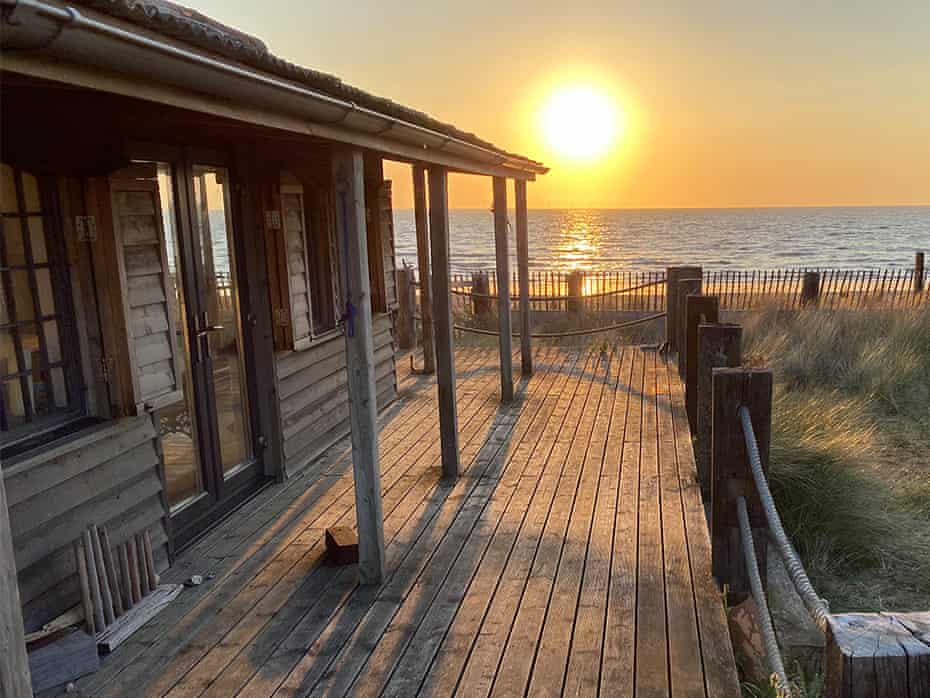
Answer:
[392,207,930,273]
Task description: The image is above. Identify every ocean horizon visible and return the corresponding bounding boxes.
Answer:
[392,205,930,273]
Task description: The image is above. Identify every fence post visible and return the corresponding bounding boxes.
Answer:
[395,266,415,350]
[684,294,719,428]
[696,323,742,498]
[711,367,772,600]
[471,271,492,323]
[665,266,702,353]
[676,277,702,378]
[801,271,821,306]
[915,251,925,294]
[567,270,584,319]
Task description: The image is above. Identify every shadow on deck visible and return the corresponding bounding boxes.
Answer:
[76,346,739,697]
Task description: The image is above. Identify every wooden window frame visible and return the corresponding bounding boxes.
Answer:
[0,166,84,445]
[266,172,341,353]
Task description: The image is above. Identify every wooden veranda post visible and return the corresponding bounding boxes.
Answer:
[515,179,532,375]
[428,166,461,478]
[0,461,32,697]
[684,294,719,427]
[711,368,772,599]
[332,148,385,584]
[695,323,742,498]
[493,177,514,402]
[666,266,702,353]
[412,165,435,373]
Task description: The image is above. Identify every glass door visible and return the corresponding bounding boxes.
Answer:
[155,154,263,547]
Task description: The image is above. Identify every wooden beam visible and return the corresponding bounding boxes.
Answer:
[515,179,532,375]
[2,56,540,181]
[332,148,386,584]
[493,177,514,402]
[412,165,435,374]
[0,462,32,697]
[428,166,461,478]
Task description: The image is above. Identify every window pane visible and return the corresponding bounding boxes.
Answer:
[3,218,27,266]
[9,270,35,321]
[20,324,40,364]
[2,380,26,428]
[0,329,20,376]
[43,320,62,363]
[50,367,68,408]
[0,283,8,326]
[22,173,41,212]
[36,268,55,315]
[0,164,16,214]
[28,217,47,263]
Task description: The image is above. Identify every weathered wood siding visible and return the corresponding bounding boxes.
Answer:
[275,313,396,478]
[3,416,170,632]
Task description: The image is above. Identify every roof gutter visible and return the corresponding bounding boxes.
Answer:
[0,0,548,176]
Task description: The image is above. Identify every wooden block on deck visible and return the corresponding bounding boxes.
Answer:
[325,527,359,566]
[96,584,183,654]
[825,612,930,698]
[28,629,100,694]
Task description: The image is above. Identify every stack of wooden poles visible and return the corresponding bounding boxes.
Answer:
[72,526,157,638]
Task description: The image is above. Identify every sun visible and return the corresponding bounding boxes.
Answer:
[540,85,622,161]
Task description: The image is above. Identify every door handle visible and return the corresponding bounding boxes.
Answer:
[196,324,225,338]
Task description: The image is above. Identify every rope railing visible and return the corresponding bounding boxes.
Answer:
[739,406,831,631]
[413,312,666,338]
[736,496,794,698]
[446,276,667,302]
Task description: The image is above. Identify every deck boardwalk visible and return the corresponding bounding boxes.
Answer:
[76,346,739,698]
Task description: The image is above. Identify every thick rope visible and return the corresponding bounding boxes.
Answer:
[414,312,666,338]
[737,496,795,698]
[446,276,666,302]
[739,406,831,632]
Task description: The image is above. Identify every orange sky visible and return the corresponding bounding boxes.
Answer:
[188,1,930,209]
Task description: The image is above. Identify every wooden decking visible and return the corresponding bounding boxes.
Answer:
[76,346,739,697]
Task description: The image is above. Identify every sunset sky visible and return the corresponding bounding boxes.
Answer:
[188,1,930,209]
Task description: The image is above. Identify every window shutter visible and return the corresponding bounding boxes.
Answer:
[281,184,312,350]
[379,181,397,310]
[109,167,183,410]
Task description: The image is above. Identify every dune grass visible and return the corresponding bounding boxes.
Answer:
[742,306,930,611]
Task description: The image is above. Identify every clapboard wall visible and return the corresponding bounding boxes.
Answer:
[3,416,170,632]
[276,313,397,478]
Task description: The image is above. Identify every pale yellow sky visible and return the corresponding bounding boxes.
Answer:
[186,1,930,209]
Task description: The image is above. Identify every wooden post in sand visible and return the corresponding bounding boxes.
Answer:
[666,266,702,353]
[676,277,702,379]
[711,368,772,599]
[801,271,821,306]
[695,323,742,498]
[914,251,925,294]
[684,294,719,428]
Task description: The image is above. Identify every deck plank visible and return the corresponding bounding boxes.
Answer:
[77,346,740,698]
[635,349,671,698]
[488,351,609,697]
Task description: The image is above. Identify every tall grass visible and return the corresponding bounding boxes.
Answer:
[743,307,930,611]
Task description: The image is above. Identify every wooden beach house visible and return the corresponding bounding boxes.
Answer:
[0,0,545,675]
